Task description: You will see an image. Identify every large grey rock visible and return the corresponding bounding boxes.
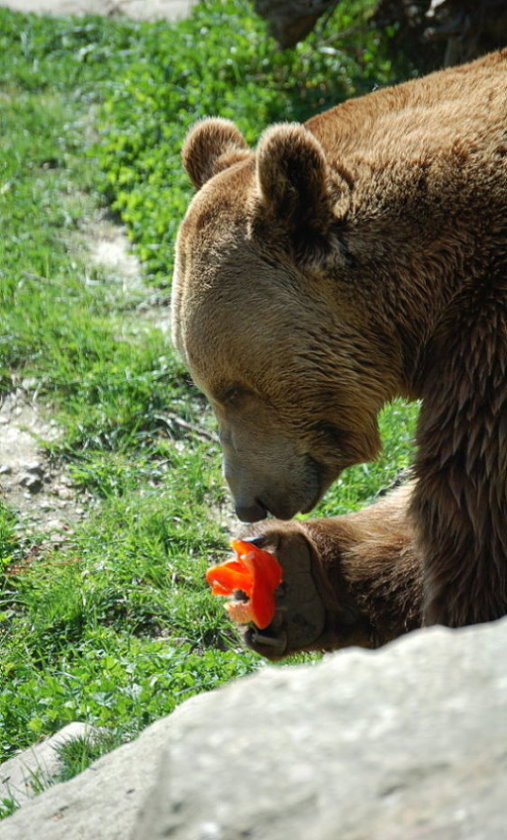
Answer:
[134,619,507,840]
[1,620,506,840]
[0,722,96,808]
[0,712,178,840]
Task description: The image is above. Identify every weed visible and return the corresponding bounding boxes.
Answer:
[0,797,19,820]
[54,731,124,781]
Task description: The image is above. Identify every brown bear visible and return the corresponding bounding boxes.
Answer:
[171,50,507,658]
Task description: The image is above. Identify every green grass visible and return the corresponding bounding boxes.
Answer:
[0,0,419,809]
[95,0,395,279]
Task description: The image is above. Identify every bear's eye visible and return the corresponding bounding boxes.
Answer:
[315,421,351,450]
[218,385,247,407]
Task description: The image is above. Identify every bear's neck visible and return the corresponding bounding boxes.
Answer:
[411,274,507,626]
[343,207,503,400]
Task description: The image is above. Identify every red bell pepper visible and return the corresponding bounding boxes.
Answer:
[206,539,283,629]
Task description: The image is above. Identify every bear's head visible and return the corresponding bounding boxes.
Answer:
[172,118,403,522]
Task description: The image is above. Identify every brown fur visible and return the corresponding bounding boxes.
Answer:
[172,51,507,642]
[240,486,422,659]
[304,486,422,648]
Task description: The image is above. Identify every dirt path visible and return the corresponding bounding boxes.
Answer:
[0,0,195,542]
[0,0,196,21]
[0,216,153,542]
[0,388,77,538]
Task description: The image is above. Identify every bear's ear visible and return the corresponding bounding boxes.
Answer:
[255,123,333,237]
[182,117,250,189]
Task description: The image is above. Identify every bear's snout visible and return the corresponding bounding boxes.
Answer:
[235,498,269,523]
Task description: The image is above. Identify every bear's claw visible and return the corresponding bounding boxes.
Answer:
[237,525,327,660]
[245,626,288,654]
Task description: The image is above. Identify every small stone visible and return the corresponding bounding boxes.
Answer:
[0,464,12,475]
[23,462,44,477]
[45,518,64,530]
[20,475,43,493]
[55,487,73,500]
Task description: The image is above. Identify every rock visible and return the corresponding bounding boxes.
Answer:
[134,619,507,840]
[42,518,67,532]
[53,486,73,500]
[19,474,43,494]
[0,713,177,840]
[0,723,96,809]
[1,620,506,840]
[22,462,44,477]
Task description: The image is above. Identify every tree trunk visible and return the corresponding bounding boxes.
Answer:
[253,0,507,68]
[253,0,339,49]
[374,0,507,67]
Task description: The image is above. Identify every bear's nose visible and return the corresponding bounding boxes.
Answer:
[235,499,268,523]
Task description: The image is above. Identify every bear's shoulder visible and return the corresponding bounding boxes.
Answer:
[305,49,507,165]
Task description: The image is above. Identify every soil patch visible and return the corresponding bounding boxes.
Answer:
[0,386,86,541]
[0,212,157,541]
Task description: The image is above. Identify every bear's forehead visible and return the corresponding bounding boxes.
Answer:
[178,188,302,306]
[185,156,255,231]
[176,187,255,298]
[177,260,321,399]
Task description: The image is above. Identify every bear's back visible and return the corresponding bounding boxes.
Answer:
[306,49,507,172]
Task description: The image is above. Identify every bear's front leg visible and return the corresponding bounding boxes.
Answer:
[239,487,423,660]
